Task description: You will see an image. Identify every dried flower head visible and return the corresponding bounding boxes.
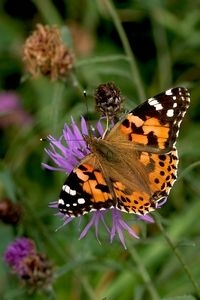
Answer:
[0,198,21,225]
[95,82,123,119]
[23,24,74,80]
[18,253,53,290]
[4,238,53,291]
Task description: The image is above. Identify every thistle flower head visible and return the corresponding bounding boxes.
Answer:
[4,238,36,274]
[4,238,53,291]
[44,117,155,248]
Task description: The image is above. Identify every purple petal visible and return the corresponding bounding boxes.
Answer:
[41,163,63,172]
[96,120,105,135]
[79,210,110,242]
[139,214,154,223]
[81,116,89,135]
[48,201,58,208]
[43,116,102,173]
[156,196,168,208]
[71,118,86,146]
[79,213,98,239]
[110,209,139,249]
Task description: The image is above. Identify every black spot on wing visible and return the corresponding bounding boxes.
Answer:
[147,131,159,147]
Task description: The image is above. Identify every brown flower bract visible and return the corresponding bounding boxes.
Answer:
[23,24,74,80]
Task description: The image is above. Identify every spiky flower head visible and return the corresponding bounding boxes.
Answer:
[44,117,154,249]
[23,24,74,80]
[4,238,53,291]
[95,82,123,119]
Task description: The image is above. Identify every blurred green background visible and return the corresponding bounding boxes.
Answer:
[1,0,200,299]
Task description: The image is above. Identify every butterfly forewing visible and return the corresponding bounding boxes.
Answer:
[108,87,190,151]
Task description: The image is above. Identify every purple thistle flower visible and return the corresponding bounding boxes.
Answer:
[4,237,53,290]
[5,238,36,265]
[4,238,36,275]
[44,117,154,248]
[0,92,32,127]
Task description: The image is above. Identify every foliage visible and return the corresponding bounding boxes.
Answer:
[1,0,200,299]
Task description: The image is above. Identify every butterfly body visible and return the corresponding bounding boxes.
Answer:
[58,87,190,217]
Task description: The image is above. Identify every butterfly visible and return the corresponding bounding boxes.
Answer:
[58,87,190,217]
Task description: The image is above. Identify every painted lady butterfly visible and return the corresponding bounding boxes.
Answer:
[58,87,190,217]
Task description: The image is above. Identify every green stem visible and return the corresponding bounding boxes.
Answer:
[178,160,200,181]
[77,275,98,300]
[76,54,130,68]
[101,0,145,101]
[32,0,62,25]
[150,9,172,89]
[51,81,65,135]
[154,215,200,297]
[129,247,160,300]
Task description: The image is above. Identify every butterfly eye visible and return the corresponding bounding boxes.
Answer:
[105,149,114,161]
[97,144,114,161]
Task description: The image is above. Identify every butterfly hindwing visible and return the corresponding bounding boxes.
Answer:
[58,156,115,216]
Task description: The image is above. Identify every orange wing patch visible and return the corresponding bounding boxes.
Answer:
[120,115,170,149]
[147,150,178,195]
[76,164,113,203]
[113,182,155,215]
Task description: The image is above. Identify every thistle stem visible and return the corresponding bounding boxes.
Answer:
[101,0,145,101]
[129,246,160,300]
[154,215,200,297]
[51,81,65,135]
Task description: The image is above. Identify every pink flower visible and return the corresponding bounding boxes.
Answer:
[0,92,32,127]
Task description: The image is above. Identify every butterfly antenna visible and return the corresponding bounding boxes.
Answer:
[84,90,94,136]
[83,90,89,117]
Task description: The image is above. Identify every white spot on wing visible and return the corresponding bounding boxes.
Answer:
[165,89,173,95]
[62,185,70,193]
[62,184,76,196]
[166,109,174,117]
[148,98,159,106]
[77,198,85,204]
[154,103,163,110]
[70,189,76,196]
[58,199,64,205]
[148,98,163,110]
